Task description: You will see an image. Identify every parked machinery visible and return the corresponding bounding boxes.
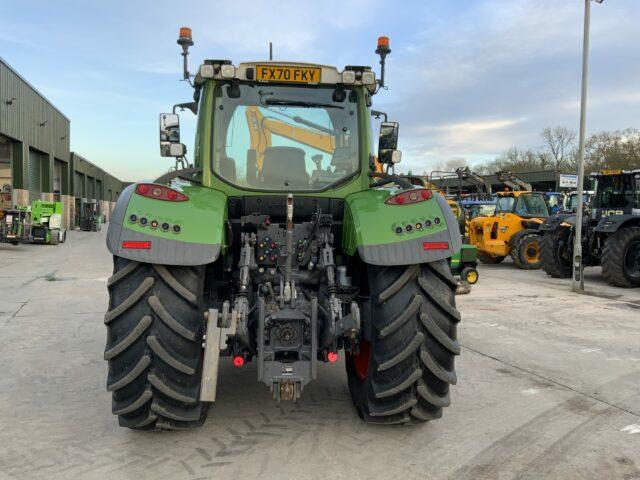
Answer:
[0,206,31,245]
[30,200,67,245]
[81,201,102,231]
[1,201,66,245]
[563,190,595,212]
[469,171,549,269]
[540,169,640,287]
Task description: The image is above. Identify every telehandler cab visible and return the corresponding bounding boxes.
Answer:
[104,29,462,429]
[540,169,640,287]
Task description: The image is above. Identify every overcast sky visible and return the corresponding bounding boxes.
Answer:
[2,0,639,181]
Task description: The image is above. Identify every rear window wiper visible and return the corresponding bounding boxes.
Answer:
[264,99,344,109]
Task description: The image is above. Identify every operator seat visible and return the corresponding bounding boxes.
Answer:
[219,155,237,183]
[261,146,309,189]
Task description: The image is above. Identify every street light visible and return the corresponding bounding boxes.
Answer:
[572,0,603,293]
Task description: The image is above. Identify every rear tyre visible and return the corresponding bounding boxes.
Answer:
[478,252,505,264]
[346,260,460,424]
[540,228,573,278]
[511,233,542,270]
[602,227,640,288]
[50,229,59,245]
[104,257,208,430]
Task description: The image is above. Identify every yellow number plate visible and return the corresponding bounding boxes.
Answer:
[256,65,321,84]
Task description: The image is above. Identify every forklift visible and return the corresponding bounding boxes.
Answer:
[81,201,102,232]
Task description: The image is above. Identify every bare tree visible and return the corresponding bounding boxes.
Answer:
[540,126,576,172]
[444,157,469,172]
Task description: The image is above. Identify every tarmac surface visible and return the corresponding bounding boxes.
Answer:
[1,228,639,480]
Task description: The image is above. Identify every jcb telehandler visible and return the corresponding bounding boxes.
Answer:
[104,29,462,430]
[469,171,549,269]
[540,169,640,287]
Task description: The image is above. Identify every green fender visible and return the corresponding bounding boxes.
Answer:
[106,183,227,266]
[342,189,462,266]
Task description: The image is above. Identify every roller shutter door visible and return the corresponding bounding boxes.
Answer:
[28,149,42,203]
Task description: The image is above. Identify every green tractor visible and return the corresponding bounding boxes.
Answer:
[30,200,67,245]
[104,29,462,430]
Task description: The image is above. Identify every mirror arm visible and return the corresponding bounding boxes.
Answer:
[173,102,198,115]
[371,110,388,122]
[154,166,202,185]
[369,171,413,190]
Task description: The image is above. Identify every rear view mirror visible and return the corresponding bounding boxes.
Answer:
[378,121,401,165]
[159,113,186,157]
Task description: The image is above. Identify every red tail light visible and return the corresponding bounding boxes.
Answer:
[385,188,432,205]
[135,183,188,202]
[122,240,152,249]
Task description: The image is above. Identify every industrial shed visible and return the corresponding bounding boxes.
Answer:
[0,57,125,229]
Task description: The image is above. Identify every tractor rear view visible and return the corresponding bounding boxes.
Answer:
[540,169,640,287]
[102,30,463,430]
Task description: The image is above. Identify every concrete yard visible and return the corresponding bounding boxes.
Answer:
[1,229,639,480]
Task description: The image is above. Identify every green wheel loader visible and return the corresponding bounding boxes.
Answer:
[104,29,462,430]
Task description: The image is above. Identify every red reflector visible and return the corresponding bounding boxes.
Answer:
[233,356,244,367]
[422,241,449,250]
[122,240,152,249]
[327,352,339,363]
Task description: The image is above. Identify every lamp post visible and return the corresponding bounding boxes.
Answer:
[572,0,603,293]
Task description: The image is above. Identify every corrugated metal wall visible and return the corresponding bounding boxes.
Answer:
[0,58,70,164]
[2,58,126,202]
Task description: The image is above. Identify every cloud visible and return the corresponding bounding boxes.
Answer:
[382,0,640,174]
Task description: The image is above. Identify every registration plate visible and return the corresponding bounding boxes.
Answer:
[255,65,321,84]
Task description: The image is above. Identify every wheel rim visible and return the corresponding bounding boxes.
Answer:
[624,240,640,280]
[353,341,371,381]
[524,241,540,263]
[466,270,478,284]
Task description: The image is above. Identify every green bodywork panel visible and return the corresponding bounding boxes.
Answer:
[451,244,477,267]
[31,201,63,224]
[342,188,448,254]
[123,184,227,247]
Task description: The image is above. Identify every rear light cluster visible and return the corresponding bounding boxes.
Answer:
[136,183,188,202]
[393,216,441,235]
[385,188,432,205]
[128,214,181,234]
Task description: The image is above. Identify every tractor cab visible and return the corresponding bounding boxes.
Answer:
[494,191,550,218]
[590,169,640,220]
